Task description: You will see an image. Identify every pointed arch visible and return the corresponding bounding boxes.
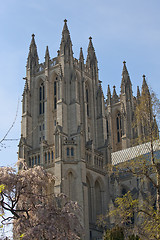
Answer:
[95,180,102,217]
[116,111,122,143]
[64,169,77,201]
[50,71,59,110]
[86,176,92,223]
[85,81,91,118]
[94,177,105,219]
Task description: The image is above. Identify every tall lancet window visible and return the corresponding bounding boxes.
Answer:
[116,113,122,143]
[95,180,102,217]
[68,172,75,200]
[39,83,45,114]
[86,88,89,117]
[22,95,25,114]
[54,78,57,110]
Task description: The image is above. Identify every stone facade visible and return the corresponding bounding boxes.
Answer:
[18,20,158,240]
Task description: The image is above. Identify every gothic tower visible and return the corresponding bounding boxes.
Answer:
[19,20,109,240]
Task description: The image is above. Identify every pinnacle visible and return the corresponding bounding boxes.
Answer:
[137,86,140,98]
[122,60,128,73]
[86,36,97,65]
[107,85,111,96]
[62,19,69,33]
[31,33,36,46]
[88,36,94,50]
[142,74,147,86]
[45,46,50,58]
[121,60,132,88]
[27,33,39,68]
[79,47,84,61]
[142,74,150,96]
[60,20,73,56]
[113,86,117,96]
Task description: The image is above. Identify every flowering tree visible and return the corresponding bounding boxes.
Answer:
[0,162,83,239]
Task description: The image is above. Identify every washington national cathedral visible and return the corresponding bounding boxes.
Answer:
[18,20,158,239]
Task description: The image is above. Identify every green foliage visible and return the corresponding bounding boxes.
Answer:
[110,191,138,226]
[103,226,124,240]
[128,234,140,240]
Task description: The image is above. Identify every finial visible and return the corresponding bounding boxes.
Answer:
[107,85,111,95]
[79,47,84,61]
[137,86,140,97]
[32,34,35,38]
[45,46,50,58]
[123,61,126,64]
[64,19,67,23]
[143,74,146,79]
[113,85,116,89]
[89,36,92,40]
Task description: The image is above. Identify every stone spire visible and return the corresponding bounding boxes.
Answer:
[86,36,97,69]
[27,34,39,72]
[112,86,119,104]
[137,86,140,98]
[45,46,50,68]
[142,75,150,95]
[107,84,111,97]
[107,84,111,105]
[60,19,73,58]
[79,47,84,61]
[121,61,133,100]
[113,85,117,96]
[121,61,131,87]
[45,46,50,59]
[79,47,84,69]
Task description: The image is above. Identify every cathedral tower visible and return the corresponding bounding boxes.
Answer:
[19,20,109,240]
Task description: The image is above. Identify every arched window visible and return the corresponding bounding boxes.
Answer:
[54,78,57,110]
[48,152,50,163]
[52,151,54,161]
[106,119,109,136]
[71,147,74,156]
[86,88,89,117]
[29,158,31,167]
[38,155,40,165]
[116,113,122,143]
[32,157,34,167]
[86,177,92,223]
[39,83,45,114]
[35,156,37,165]
[54,81,57,96]
[95,181,102,217]
[68,172,75,200]
[67,148,70,156]
[23,95,25,114]
[45,152,47,164]
[54,97,57,109]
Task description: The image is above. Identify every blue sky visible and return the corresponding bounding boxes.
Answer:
[0,0,160,167]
